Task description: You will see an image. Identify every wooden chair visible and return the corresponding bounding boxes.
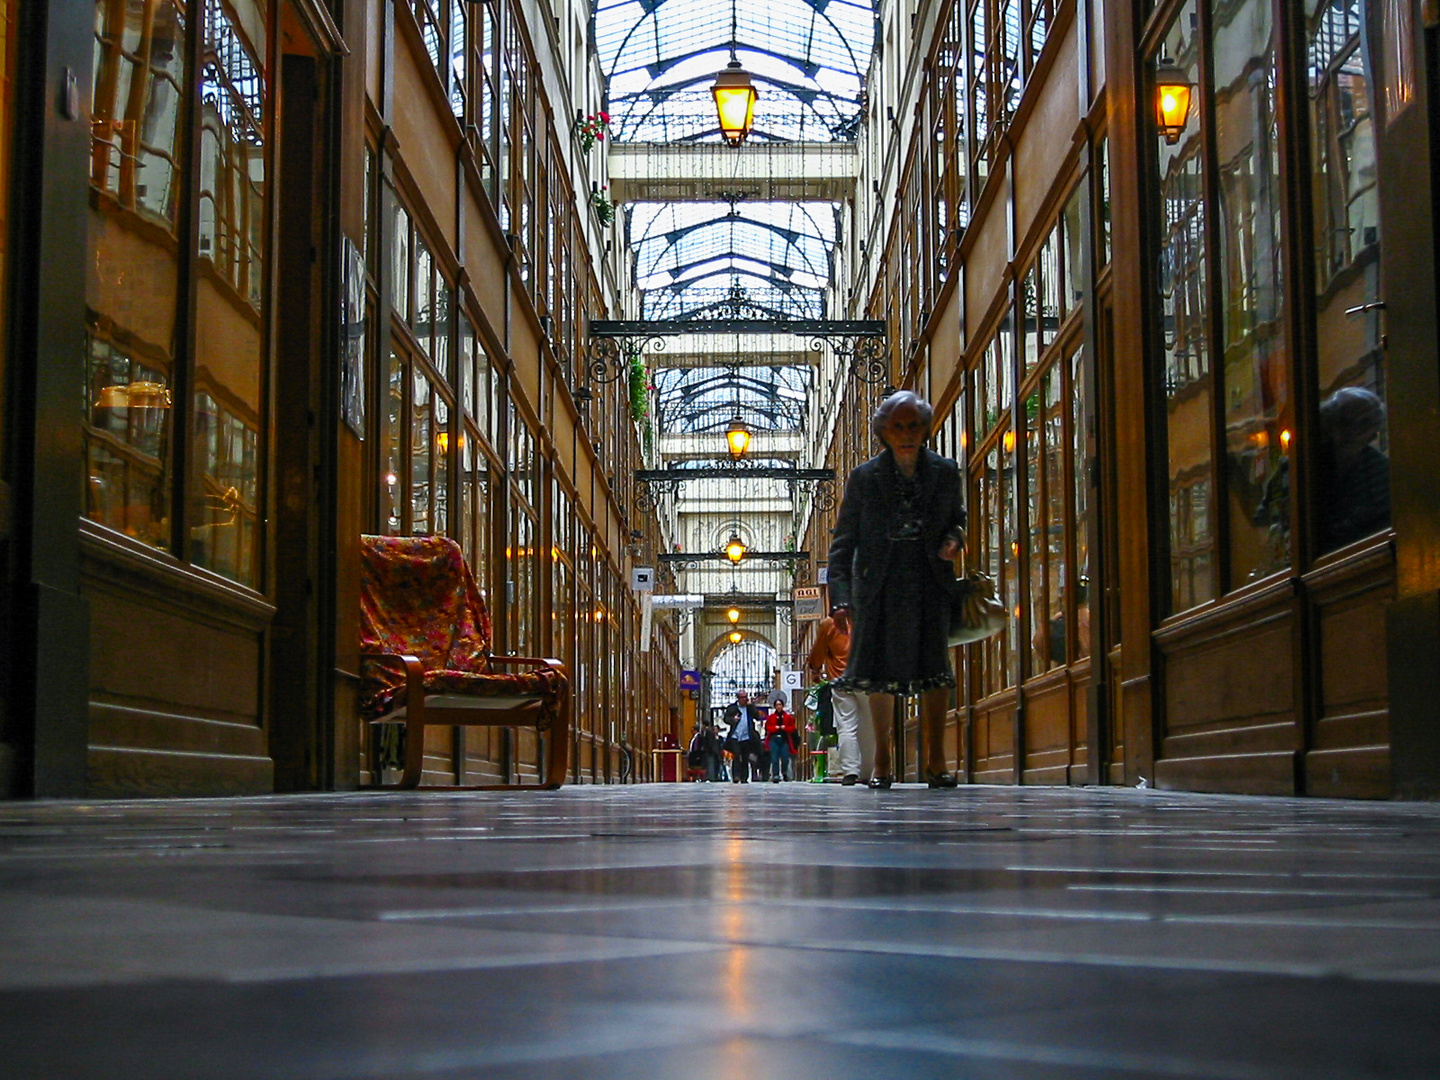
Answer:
[359,534,569,789]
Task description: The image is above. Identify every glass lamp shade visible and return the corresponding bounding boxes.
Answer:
[726,607,742,624]
[1154,62,1194,144]
[728,630,744,643]
[711,62,758,146]
[724,534,747,564]
[725,417,751,459]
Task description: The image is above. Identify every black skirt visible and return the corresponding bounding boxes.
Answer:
[837,535,955,697]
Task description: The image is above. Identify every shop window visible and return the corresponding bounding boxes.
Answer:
[85,337,172,546]
[85,0,271,590]
[1147,0,1305,611]
[449,0,467,117]
[1305,0,1390,555]
[1070,347,1091,660]
[382,344,454,538]
[385,351,404,533]
[191,0,268,586]
[0,0,13,452]
[86,0,190,555]
[1152,0,1215,611]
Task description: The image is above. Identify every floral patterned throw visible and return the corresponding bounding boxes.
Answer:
[359,535,565,728]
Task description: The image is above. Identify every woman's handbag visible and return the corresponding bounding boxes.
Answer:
[948,571,1007,646]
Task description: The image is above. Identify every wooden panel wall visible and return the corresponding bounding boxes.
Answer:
[81,533,274,797]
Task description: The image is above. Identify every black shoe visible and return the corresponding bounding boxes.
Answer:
[841,774,859,786]
[925,770,959,789]
[867,775,893,789]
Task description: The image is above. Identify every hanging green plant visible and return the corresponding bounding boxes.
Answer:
[591,186,615,227]
[628,354,648,425]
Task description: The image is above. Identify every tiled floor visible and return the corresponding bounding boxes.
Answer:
[3,783,1440,1078]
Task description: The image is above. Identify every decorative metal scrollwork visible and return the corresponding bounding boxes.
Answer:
[812,334,891,385]
[586,334,667,384]
[658,555,706,573]
[637,465,835,517]
[812,476,838,512]
[635,474,683,513]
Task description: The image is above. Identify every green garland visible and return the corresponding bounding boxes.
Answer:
[628,354,648,424]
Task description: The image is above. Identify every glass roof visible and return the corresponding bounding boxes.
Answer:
[632,202,836,289]
[597,0,874,440]
[642,275,824,321]
[654,365,811,433]
[595,0,874,143]
[631,201,835,321]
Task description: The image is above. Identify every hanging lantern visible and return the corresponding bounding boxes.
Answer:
[726,606,742,624]
[724,533,748,565]
[712,58,758,146]
[725,415,751,460]
[728,630,744,644]
[1154,60,1194,145]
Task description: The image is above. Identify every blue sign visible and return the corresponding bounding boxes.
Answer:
[679,669,702,692]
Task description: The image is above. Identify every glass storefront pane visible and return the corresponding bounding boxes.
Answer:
[1021,266,1040,379]
[1097,132,1111,265]
[434,281,451,383]
[1039,224,1061,349]
[1071,346,1091,659]
[980,445,1002,697]
[86,0,189,551]
[189,0,266,586]
[459,314,475,416]
[1001,423,1019,688]
[459,427,474,554]
[414,234,432,348]
[392,202,410,323]
[1154,0,1215,611]
[410,371,431,533]
[1063,184,1085,310]
[385,351,403,533]
[433,394,449,535]
[473,448,492,600]
[1043,367,1067,668]
[1306,0,1390,553]
[1216,0,1291,585]
[1024,390,1046,674]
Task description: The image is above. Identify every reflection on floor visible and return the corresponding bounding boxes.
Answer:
[3,784,1440,1078]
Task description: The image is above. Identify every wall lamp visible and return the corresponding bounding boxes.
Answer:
[1154,58,1194,144]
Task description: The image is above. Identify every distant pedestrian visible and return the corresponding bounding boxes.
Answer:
[808,613,874,786]
[765,693,797,781]
[722,691,763,783]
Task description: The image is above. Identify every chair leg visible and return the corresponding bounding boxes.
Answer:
[400,715,426,789]
[545,702,570,789]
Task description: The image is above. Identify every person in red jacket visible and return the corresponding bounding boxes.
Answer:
[764,693,798,782]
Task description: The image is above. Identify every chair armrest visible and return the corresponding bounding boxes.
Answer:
[360,651,426,702]
[487,655,565,671]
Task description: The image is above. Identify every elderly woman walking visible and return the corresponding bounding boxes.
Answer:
[827,390,965,788]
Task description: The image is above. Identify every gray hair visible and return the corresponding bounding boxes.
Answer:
[1320,386,1385,445]
[871,390,934,444]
